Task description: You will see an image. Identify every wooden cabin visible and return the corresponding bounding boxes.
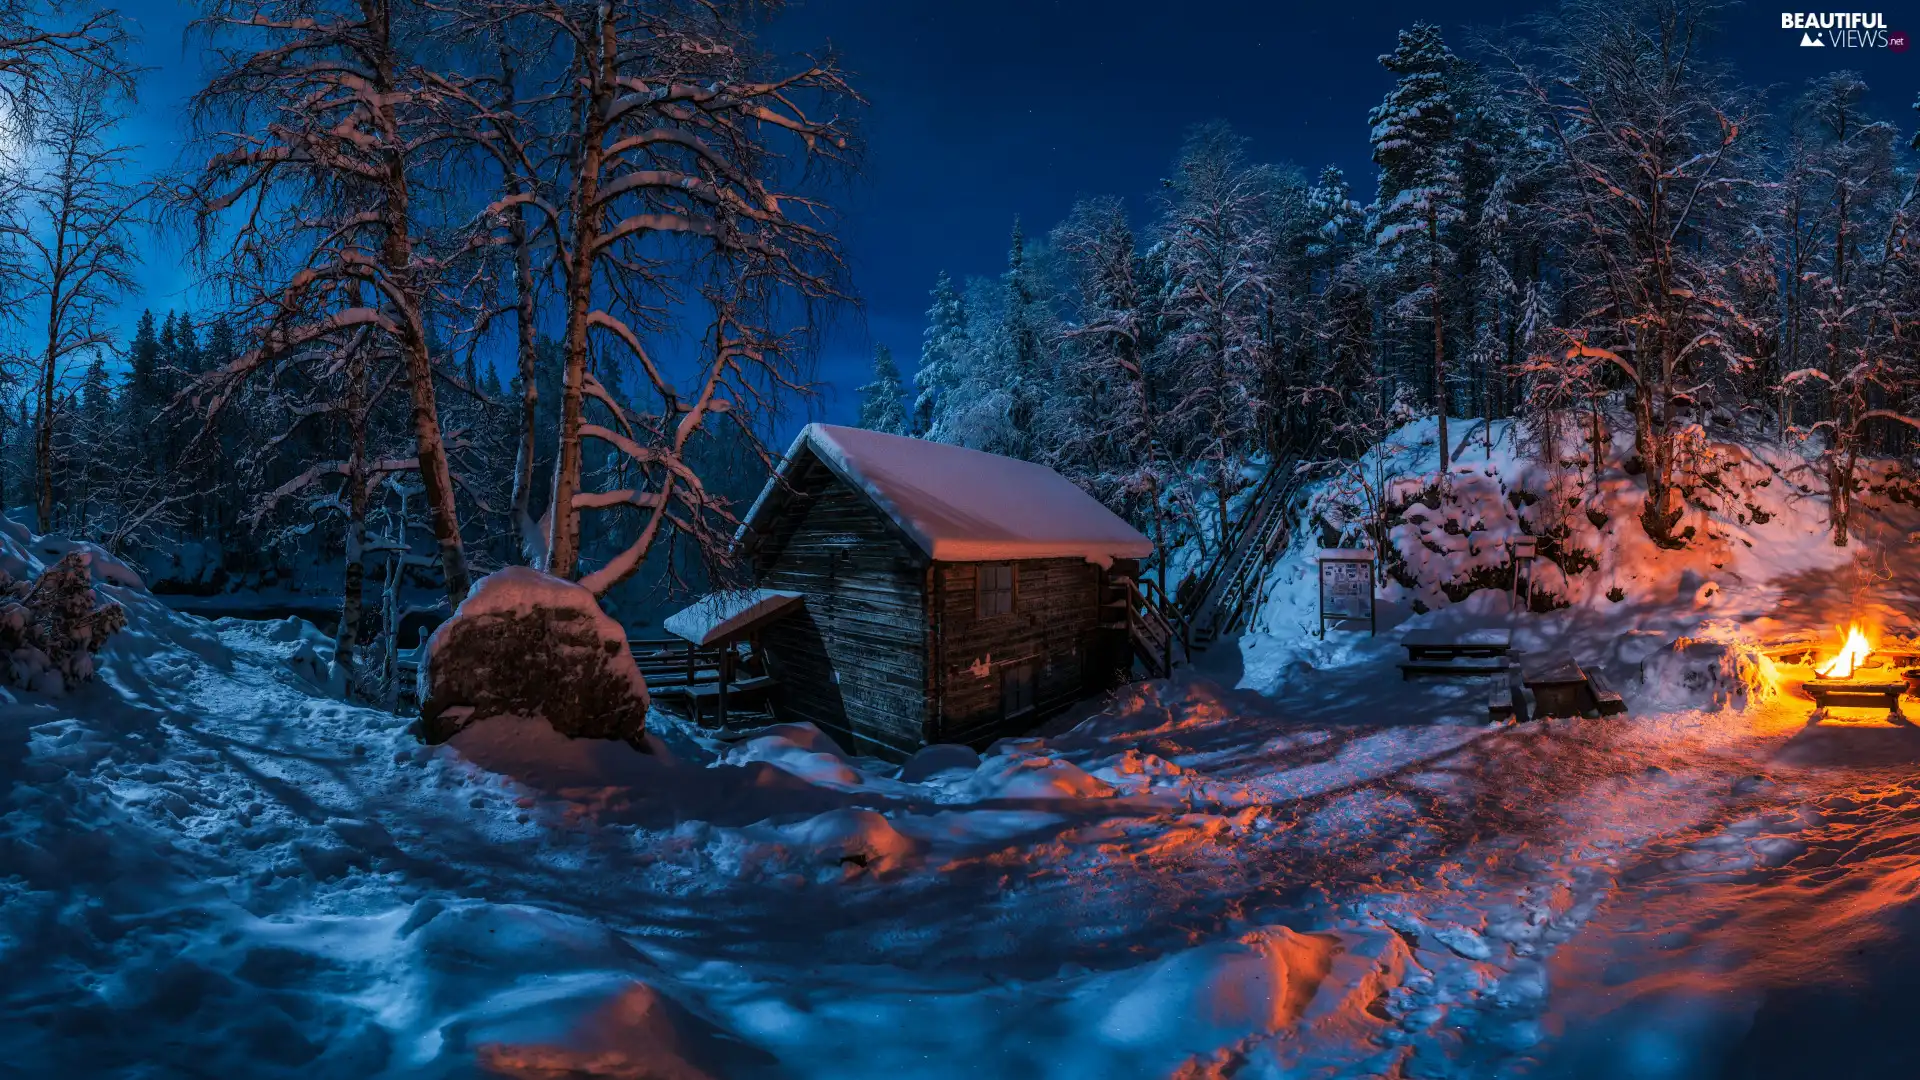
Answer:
[728,424,1154,760]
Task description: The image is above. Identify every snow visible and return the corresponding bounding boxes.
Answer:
[740,423,1154,564]
[661,588,804,646]
[15,432,1920,1076]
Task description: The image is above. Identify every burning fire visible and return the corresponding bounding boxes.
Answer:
[1815,625,1874,679]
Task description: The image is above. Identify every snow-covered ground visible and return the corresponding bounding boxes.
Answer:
[8,424,1920,1078]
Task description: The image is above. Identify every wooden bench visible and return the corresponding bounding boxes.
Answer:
[1488,668,1532,724]
[1587,668,1626,716]
[1804,679,1906,720]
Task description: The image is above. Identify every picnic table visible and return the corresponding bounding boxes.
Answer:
[1398,628,1513,680]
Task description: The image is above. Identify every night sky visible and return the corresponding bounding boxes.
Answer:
[114,0,1920,427]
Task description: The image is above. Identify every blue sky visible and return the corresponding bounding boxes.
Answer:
[107,0,1920,425]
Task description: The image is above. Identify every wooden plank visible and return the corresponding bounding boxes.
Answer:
[1509,668,1532,724]
[1398,658,1510,680]
[930,556,1113,748]
[1523,655,1587,687]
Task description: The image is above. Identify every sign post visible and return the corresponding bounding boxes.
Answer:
[1509,536,1538,614]
[1317,548,1376,638]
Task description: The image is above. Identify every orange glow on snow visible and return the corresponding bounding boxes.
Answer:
[1815,625,1875,679]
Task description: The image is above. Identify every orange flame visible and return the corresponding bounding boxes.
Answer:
[1816,625,1874,679]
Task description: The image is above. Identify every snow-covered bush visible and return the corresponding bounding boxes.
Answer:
[0,551,129,694]
[416,567,649,744]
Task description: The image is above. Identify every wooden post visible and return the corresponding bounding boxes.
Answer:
[717,646,731,728]
[685,640,695,688]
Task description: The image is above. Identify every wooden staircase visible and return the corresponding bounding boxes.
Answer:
[1181,460,1307,648]
[1120,457,1308,679]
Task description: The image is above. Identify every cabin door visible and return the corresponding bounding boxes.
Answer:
[1002,662,1035,719]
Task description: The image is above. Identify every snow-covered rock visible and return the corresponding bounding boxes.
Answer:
[416,567,649,743]
[897,742,981,782]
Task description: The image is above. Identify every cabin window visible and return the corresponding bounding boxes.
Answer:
[977,564,1015,617]
[1002,662,1035,718]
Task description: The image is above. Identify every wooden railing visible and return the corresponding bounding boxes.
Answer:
[1124,574,1191,679]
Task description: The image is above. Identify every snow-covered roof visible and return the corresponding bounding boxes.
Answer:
[662,589,805,646]
[739,424,1153,565]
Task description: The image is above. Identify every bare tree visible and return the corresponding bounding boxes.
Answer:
[1156,122,1272,550]
[1778,73,1915,545]
[0,1,129,126]
[3,65,144,534]
[451,0,859,594]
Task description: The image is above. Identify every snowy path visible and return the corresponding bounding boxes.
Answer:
[12,581,1920,1078]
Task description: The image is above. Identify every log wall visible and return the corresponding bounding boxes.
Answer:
[930,557,1129,747]
[751,457,931,758]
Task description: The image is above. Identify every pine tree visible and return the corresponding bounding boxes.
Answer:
[856,344,909,434]
[914,271,968,437]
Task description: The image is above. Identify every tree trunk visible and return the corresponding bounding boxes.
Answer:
[334,335,370,689]
[546,10,615,581]
[1429,204,1450,479]
[1831,444,1856,547]
[35,345,54,535]
[509,205,542,562]
[371,9,470,607]
[498,47,545,567]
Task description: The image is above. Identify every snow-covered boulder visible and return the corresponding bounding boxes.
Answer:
[416,567,649,744]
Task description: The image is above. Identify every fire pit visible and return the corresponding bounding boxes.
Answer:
[1794,625,1910,722]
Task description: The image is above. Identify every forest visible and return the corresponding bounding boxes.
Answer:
[1,0,1913,696]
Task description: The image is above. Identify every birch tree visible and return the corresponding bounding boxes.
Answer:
[181,0,473,606]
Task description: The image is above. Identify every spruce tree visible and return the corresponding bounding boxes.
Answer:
[1370,23,1464,475]
[914,271,968,437]
[856,344,908,434]
[126,311,163,472]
